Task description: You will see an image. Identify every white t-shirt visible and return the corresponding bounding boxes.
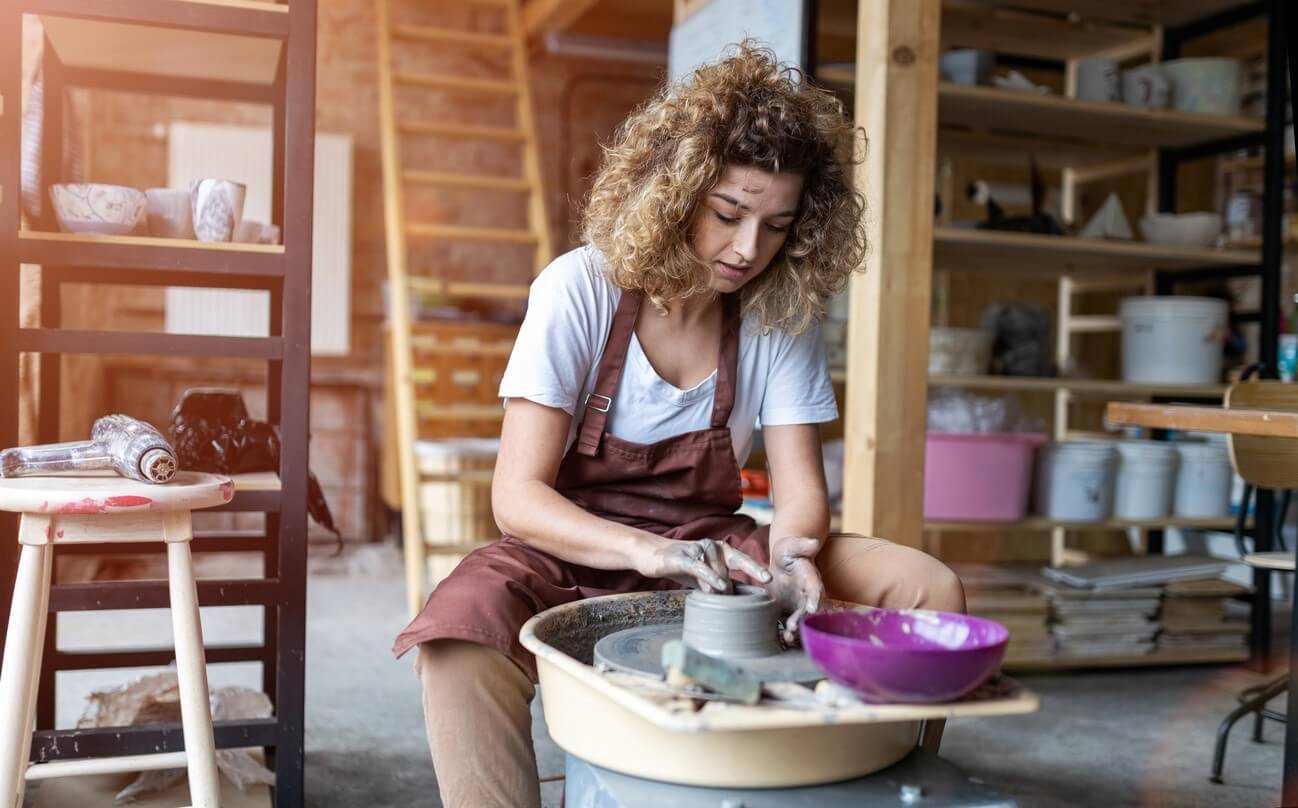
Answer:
[498,245,839,466]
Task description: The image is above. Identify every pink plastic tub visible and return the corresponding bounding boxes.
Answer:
[924,432,1046,521]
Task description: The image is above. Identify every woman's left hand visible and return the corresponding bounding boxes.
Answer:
[766,535,826,645]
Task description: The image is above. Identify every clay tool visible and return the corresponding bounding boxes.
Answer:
[661,639,761,705]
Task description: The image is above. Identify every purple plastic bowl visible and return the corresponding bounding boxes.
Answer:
[801,608,1009,703]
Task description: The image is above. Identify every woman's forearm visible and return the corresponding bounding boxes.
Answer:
[494,477,666,573]
[769,491,830,551]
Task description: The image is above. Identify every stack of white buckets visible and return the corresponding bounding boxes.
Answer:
[1036,439,1233,521]
[1036,296,1234,521]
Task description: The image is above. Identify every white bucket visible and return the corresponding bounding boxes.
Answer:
[1035,441,1118,521]
[1113,440,1180,519]
[1119,296,1228,385]
[1173,441,1234,518]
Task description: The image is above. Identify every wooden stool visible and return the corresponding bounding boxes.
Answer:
[0,472,234,808]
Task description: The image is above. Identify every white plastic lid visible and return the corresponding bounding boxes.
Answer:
[414,438,501,458]
[1119,296,1229,320]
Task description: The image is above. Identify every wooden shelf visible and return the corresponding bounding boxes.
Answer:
[1221,153,1296,173]
[33,0,287,86]
[1003,646,1248,672]
[230,471,282,492]
[941,2,1153,62]
[925,516,1241,532]
[19,231,284,277]
[934,227,1260,275]
[928,374,1228,399]
[970,1,1261,28]
[938,82,1263,150]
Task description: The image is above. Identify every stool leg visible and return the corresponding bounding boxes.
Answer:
[167,532,221,808]
[0,543,51,808]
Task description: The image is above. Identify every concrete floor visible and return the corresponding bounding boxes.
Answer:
[48,544,1291,807]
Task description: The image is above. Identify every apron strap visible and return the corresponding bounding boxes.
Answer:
[574,289,741,455]
[710,293,741,428]
[574,289,643,456]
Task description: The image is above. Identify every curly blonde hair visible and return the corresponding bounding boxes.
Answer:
[581,42,866,335]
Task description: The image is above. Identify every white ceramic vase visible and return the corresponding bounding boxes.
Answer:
[190,179,246,242]
[144,188,194,239]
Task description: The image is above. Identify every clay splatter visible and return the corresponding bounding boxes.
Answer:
[56,530,64,538]
[218,481,235,501]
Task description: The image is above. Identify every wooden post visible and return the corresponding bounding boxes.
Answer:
[841,0,941,548]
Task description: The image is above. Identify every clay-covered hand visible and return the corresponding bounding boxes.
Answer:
[766,535,825,645]
[643,538,773,594]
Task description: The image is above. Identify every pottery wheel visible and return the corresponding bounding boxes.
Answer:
[594,622,822,683]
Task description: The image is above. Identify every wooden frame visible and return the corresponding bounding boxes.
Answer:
[841,0,942,548]
[0,2,315,803]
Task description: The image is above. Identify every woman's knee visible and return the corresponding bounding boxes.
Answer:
[819,534,966,613]
[416,640,531,698]
[922,561,967,614]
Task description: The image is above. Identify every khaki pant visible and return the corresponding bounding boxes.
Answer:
[415,534,965,808]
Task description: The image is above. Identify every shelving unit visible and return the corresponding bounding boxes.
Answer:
[0,0,316,804]
[824,0,1285,673]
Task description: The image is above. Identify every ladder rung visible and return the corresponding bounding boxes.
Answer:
[1068,315,1123,333]
[410,338,514,356]
[408,277,532,300]
[404,170,532,192]
[399,120,527,143]
[418,469,496,484]
[417,404,505,420]
[391,24,514,49]
[395,71,518,95]
[408,223,538,245]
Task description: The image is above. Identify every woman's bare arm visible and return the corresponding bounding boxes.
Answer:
[762,422,830,639]
[763,423,831,546]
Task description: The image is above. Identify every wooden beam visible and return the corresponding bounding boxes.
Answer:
[841,0,941,548]
[523,0,602,37]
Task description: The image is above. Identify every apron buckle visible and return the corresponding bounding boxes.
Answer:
[585,393,612,413]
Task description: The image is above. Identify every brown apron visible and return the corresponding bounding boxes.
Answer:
[392,289,769,679]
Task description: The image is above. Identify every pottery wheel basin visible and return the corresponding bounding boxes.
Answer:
[520,590,922,788]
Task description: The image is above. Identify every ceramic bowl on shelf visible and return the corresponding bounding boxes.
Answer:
[1139,213,1223,249]
[234,219,281,245]
[802,608,1008,703]
[48,183,147,236]
[190,178,246,242]
[1162,58,1241,116]
[144,187,194,239]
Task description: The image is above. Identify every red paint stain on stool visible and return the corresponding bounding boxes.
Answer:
[105,495,152,507]
[38,501,49,513]
[59,498,106,514]
[56,530,64,538]
[219,481,235,501]
[44,526,51,539]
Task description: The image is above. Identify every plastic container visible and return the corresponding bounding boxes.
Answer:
[923,432,1045,521]
[1119,296,1228,385]
[1035,441,1119,521]
[929,327,992,376]
[1113,440,1180,520]
[1173,441,1234,518]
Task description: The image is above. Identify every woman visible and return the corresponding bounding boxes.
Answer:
[393,44,965,808]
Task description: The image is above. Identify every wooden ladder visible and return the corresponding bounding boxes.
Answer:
[376,0,553,617]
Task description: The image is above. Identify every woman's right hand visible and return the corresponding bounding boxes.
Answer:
[639,537,773,593]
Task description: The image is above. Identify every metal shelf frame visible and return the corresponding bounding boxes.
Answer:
[0,1,316,805]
